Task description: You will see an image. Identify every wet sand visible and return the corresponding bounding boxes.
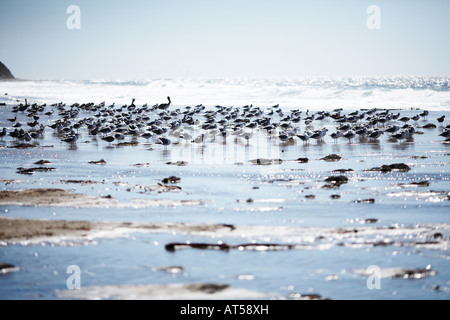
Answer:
[0,188,207,209]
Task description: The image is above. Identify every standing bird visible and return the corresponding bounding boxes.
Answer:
[0,128,6,140]
[62,134,79,144]
[437,115,446,123]
[330,131,341,143]
[158,97,172,110]
[157,137,172,150]
[343,130,356,143]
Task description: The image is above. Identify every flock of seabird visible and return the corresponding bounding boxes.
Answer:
[1,98,449,149]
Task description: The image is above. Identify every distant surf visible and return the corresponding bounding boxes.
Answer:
[1,76,449,110]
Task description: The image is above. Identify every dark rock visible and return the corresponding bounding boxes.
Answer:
[191,283,230,294]
[433,232,443,239]
[320,154,342,162]
[0,263,17,274]
[0,62,14,79]
[7,143,36,149]
[420,123,437,129]
[165,242,305,252]
[332,168,354,173]
[162,176,181,184]
[399,181,430,187]
[295,157,309,163]
[325,176,349,184]
[16,167,56,175]
[165,242,232,253]
[368,163,411,172]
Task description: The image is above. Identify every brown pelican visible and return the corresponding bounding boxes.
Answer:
[158,97,172,110]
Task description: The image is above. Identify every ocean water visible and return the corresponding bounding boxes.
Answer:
[1,76,450,110]
[0,76,450,300]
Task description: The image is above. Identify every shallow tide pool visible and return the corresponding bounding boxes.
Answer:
[0,104,449,300]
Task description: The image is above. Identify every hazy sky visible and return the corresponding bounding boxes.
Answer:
[1,0,449,79]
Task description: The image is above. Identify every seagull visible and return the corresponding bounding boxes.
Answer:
[102,136,115,144]
[157,137,172,149]
[392,130,407,141]
[385,125,400,133]
[158,97,172,110]
[368,129,383,140]
[141,132,153,141]
[62,134,79,144]
[330,131,341,143]
[296,132,311,145]
[343,130,356,143]
[419,110,429,120]
[440,130,450,138]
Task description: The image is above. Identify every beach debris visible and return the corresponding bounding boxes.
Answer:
[367,163,411,172]
[88,159,107,165]
[249,158,283,166]
[133,163,150,167]
[353,198,375,204]
[0,179,22,185]
[166,161,189,166]
[153,266,185,274]
[128,183,182,194]
[161,176,181,184]
[320,154,342,162]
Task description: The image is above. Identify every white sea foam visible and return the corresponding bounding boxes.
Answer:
[1,76,449,110]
